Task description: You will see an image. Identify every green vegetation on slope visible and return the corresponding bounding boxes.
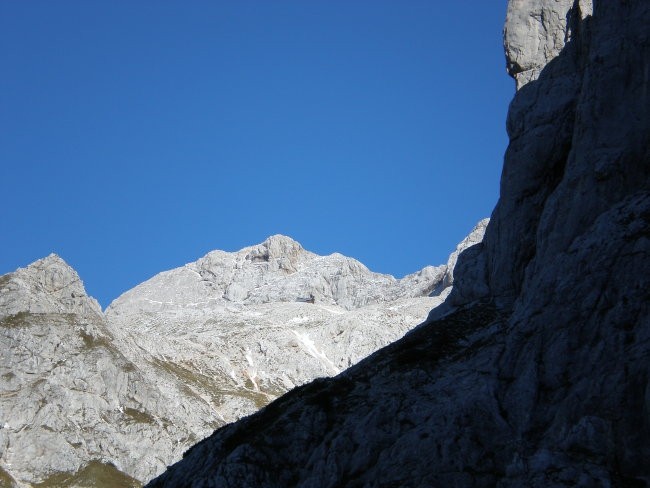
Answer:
[0,466,17,488]
[150,357,282,409]
[32,461,142,488]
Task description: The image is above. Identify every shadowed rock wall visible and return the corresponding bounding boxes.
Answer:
[147,1,650,486]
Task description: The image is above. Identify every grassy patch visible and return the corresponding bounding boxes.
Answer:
[0,312,31,328]
[79,331,115,351]
[122,362,137,373]
[0,466,16,488]
[1,312,81,329]
[150,358,277,409]
[0,275,10,289]
[33,461,142,488]
[123,407,156,425]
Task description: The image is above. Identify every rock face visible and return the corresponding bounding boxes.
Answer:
[104,233,460,429]
[0,257,218,486]
[504,0,592,89]
[147,1,650,486]
[0,225,485,486]
[107,234,447,316]
[0,254,102,318]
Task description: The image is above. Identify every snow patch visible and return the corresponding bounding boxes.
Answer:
[289,316,310,324]
[291,330,340,375]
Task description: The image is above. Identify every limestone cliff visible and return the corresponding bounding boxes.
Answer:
[0,225,484,486]
[0,256,218,486]
[148,1,650,486]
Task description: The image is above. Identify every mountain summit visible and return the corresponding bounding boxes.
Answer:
[0,253,101,318]
[107,233,450,317]
[0,225,486,485]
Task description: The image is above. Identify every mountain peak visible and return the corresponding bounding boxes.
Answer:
[261,234,301,246]
[0,254,102,318]
[43,252,65,261]
[246,234,306,264]
[29,252,73,272]
[107,225,484,314]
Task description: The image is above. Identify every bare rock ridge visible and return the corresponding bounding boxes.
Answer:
[0,254,102,318]
[0,256,216,485]
[106,233,453,316]
[147,1,650,486]
[0,224,486,486]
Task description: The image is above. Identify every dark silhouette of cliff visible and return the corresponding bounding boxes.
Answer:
[147,1,650,486]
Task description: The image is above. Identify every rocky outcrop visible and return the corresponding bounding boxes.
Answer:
[504,0,592,89]
[104,229,487,428]
[0,225,485,486]
[0,257,220,486]
[0,254,102,318]
[102,234,450,436]
[147,1,650,486]
[107,234,447,316]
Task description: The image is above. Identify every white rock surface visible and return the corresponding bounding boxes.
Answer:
[0,258,219,486]
[103,233,462,428]
[504,0,592,89]
[107,234,444,316]
[0,254,101,318]
[0,226,485,485]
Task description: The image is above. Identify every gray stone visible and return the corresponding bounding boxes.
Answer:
[0,254,101,319]
[504,0,592,89]
[0,225,484,485]
[0,258,220,484]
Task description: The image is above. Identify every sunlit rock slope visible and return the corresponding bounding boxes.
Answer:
[0,223,486,486]
[0,255,217,486]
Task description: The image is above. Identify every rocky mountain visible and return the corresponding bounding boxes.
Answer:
[0,224,486,486]
[0,255,218,487]
[148,1,650,486]
[104,234,450,428]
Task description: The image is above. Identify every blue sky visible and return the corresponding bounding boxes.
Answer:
[0,1,512,308]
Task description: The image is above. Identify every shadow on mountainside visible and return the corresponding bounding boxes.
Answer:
[147,2,650,486]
